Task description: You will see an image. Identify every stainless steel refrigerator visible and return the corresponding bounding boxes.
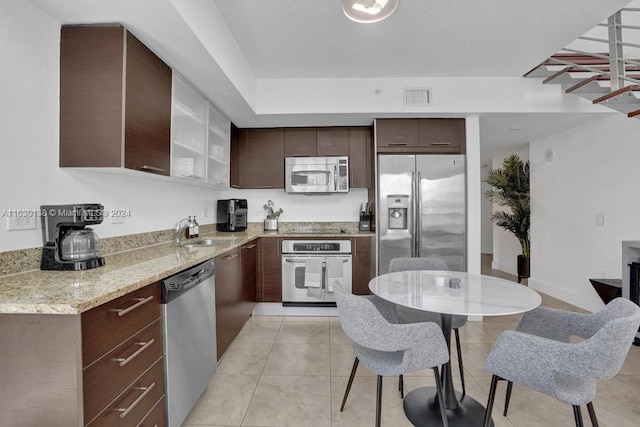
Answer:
[377,154,466,274]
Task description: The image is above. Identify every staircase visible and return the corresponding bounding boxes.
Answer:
[524,8,640,118]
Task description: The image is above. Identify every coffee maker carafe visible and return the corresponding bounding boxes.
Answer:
[40,204,106,270]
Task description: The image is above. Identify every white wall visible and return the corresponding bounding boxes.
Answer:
[480,164,493,254]
[529,114,640,312]
[219,188,368,223]
[489,147,530,275]
[465,116,482,275]
[0,0,229,252]
[0,1,369,253]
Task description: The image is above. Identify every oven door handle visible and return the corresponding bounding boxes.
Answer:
[284,258,350,263]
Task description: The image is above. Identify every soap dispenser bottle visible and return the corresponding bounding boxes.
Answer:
[191,215,200,237]
[188,216,200,239]
[185,216,194,239]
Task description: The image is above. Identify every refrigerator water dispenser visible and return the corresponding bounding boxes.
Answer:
[387,195,409,229]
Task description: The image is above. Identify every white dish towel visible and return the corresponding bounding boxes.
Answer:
[305,259,323,298]
[325,259,343,293]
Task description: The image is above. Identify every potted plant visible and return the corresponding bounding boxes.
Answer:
[483,154,530,283]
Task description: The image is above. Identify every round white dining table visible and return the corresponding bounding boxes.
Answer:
[369,270,542,427]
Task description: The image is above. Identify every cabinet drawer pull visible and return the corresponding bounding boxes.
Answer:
[112,339,155,367]
[256,185,273,189]
[230,185,240,188]
[243,244,256,250]
[291,154,309,157]
[324,153,342,157]
[224,253,239,260]
[431,142,452,145]
[140,165,166,173]
[113,382,156,418]
[388,142,408,146]
[112,295,154,317]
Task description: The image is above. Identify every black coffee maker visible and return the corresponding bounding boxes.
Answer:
[216,199,248,232]
[40,204,106,271]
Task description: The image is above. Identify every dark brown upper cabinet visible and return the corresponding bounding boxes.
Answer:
[316,127,350,156]
[238,128,285,189]
[59,26,172,176]
[230,123,241,188]
[231,126,373,189]
[348,127,373,189]
[376,118,465,154]
[284,128,316,157]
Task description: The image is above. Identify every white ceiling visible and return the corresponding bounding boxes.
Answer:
[214,0,622,79]
[29,0,628,161]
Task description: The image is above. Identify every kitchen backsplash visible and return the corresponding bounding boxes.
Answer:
[0,222,362,276]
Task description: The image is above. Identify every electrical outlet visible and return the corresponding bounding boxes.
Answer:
[110,215,125,224]
[202,208,209,218]
[6,216,36,231]
[596,214,604,226]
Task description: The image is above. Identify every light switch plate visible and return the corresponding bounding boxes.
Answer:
[596,214,604,226]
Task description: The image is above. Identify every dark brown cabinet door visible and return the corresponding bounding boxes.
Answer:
[317,127,349,156]
[418,119,465,153]
[258,238,282,302]
[284,128,316,157]
[215,247,242,359]
[123,31,171,174]
[59,26,171,175]
[352,237,374,295]
[241,242,258,315]
[229,123,240,188]
[348,127,372,189]
[376,119,420,152]
[377,118,465,154]
[243,128,285,189]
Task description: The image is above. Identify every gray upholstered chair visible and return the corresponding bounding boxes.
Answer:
[334,284,450,427]
[483,298,640,427]
[389,257,469,397]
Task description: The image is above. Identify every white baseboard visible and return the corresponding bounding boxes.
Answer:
[491,260,516,276]
[528,278,604,313]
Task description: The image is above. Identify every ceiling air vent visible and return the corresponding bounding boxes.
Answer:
[403,88,432,106]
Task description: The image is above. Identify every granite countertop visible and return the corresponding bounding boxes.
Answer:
[0,229,374,315]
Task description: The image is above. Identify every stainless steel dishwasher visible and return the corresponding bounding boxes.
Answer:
[162,259,216,427]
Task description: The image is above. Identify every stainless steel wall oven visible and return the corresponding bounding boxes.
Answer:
[281,240,352,306]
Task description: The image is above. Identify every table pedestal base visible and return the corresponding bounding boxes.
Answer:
[403,387,493,427]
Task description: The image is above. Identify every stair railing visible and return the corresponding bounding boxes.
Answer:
[536,9,640,90]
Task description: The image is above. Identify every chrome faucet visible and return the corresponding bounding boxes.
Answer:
[175,218,190,246]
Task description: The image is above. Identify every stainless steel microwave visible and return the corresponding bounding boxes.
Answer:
[285,156,349,194]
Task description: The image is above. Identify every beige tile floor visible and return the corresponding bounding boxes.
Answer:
[183,257,640,427]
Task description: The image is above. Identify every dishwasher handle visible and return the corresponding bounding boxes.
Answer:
[162,259,215,303]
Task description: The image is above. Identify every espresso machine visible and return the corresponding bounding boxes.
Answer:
[40,203,105,270]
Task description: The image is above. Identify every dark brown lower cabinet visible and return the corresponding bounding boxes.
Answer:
[257,237,283,302]
[352,237,374,295]
[215,242,258,359]
[0,282,166,426]
[241,241,258,321]
[215,247,242,360]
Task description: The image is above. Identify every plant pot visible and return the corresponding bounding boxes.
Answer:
[517,255,530,283]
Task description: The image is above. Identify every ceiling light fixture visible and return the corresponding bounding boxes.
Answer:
[343,0,398,24]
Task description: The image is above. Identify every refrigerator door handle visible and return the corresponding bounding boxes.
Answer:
[411,171,416,257]
[417,171,422,257]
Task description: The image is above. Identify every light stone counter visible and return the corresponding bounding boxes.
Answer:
[0,227,374,315]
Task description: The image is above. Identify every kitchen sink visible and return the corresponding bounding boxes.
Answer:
[180,238,228,247]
